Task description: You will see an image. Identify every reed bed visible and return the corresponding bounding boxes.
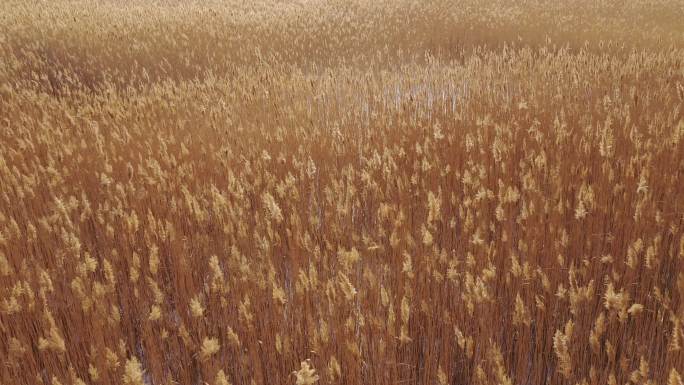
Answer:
[1,1,684,384]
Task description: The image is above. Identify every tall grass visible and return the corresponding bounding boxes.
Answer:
[1,1,684,384]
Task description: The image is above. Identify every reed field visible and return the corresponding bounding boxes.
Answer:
[2,0,684,384]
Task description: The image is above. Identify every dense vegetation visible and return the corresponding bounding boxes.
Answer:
[1,1,684,384]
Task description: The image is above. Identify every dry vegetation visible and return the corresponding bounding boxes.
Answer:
[2,0,684,384]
